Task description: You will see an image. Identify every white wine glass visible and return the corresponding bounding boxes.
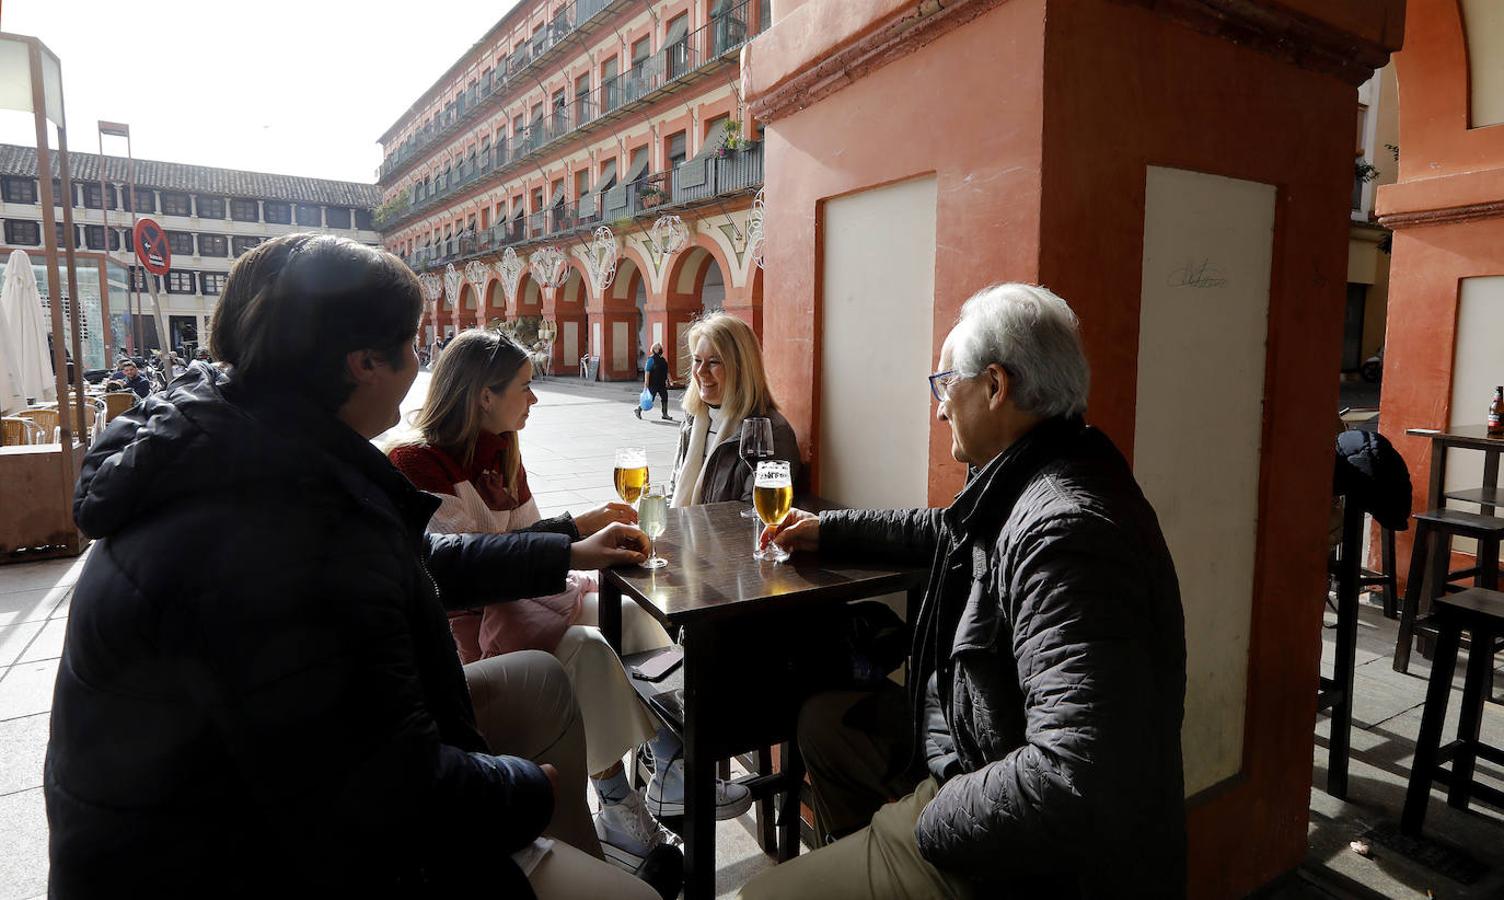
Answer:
[738,418,774,518]
[638,484,669,570]
[613,447,648,505]
[753,460,792,562]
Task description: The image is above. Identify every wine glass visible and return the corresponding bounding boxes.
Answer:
[738,417,774,518]
[753,460,792,562]
[614,447,648,504]
[638,484,669,569]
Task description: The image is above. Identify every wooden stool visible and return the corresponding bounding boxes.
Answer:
[1393,509,1504,673]
[1360,525,1400,619]
[1400,588,1504,836]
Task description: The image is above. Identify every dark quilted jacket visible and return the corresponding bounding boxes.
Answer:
[821,417,1186,898]
[47,365,573,899]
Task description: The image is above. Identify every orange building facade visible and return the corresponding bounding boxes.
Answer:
[1377,0,1504,573]
[376,0,770,380]
[745,0,1401,896]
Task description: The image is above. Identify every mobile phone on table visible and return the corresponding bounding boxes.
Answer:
[631,646,683,682]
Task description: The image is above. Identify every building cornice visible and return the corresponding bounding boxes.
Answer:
[747,0,1402,123]
[1378,201,1504,230]
[1376,165,1504,230]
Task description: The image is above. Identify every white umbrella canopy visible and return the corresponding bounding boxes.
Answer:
[1,250,56,405]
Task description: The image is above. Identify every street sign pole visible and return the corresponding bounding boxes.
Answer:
[133,217,174,368]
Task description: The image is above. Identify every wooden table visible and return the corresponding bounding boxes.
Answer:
[597,501,927,899]
[1407,425,1504,515]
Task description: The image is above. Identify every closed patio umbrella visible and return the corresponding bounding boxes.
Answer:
[1,250,57,405]
[0,303,19,413]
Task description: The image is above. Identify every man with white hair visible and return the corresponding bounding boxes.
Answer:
[742,284,1186,899]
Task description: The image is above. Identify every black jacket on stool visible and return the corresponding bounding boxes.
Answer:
[820,416,1187,899]
[47,366,572,899]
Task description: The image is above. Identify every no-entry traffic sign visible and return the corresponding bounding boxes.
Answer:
[133,217,171,276]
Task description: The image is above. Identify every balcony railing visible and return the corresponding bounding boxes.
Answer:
[379,0,614,182]
[380,0,758,212]
[400,142,763,273]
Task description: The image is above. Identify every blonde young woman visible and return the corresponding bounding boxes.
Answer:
[670,312,800,508]
[388,328,752,867]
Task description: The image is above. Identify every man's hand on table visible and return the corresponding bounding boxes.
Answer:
[761,508,819,554]
[573,501,638,536]
[571,522,650,568]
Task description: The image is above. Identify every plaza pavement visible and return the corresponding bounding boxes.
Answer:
[0,373,777,899]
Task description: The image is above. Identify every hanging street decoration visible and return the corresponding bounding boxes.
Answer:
[648,215,689,258]
[530,245,568,290]
[748,188,766,270]
[464,260,490,310]
[585,226,619,298]
[495,247,525,307]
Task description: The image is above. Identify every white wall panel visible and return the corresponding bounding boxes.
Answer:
[1136,166,1276,796]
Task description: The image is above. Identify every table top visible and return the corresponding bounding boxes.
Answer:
[602,501,927,626]
[1406,425,1504,450]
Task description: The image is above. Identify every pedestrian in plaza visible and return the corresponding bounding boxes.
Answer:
[668,312,799,507]
[637,342,671,420]
[742,283,1187,900]
[104,358,152,398]
[388,327,752,876]
[48,233,664,900]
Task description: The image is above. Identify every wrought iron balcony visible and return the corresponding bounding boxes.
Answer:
[382,0,762,235]
[378,0,615,184]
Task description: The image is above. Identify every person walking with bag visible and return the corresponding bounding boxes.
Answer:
[638,343,671,420]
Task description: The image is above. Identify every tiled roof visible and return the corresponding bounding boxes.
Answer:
[0,144,381,208]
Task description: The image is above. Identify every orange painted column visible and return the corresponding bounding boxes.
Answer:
[1376,0,1504,581]
[745,1,1401,897]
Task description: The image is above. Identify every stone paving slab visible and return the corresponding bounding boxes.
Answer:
[0,713,49,797]
[0,661,60,722]
[0,587,71,631]
[0,788,47,900]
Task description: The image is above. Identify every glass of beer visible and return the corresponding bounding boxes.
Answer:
[753,460,793,562]
[614,447,649,504]
[638,484,669,569]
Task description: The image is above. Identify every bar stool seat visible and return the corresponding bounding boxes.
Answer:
[1393,509,1504,673]
[1401,588,1504,836]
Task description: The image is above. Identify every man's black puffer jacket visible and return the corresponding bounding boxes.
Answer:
[47,365,572,898]
[820,417,1187,898]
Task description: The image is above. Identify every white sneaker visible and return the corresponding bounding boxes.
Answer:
[646,756,754,820]
[595,789,682,870]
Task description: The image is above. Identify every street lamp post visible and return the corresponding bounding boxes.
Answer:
[97,120,137,366]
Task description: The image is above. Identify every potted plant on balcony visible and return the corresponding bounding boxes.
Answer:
[715,120,742,158]
[640,182,667,209]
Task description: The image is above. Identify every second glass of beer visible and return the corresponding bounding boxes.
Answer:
[753,460,793,562]
[614,447,649,504]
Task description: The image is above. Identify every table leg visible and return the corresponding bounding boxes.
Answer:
[1482,450,1500,516]
[599,574,622,656]
[1426,438,1448,512]
[756,746,776,853]
[682,627,716,900]
[778,738,804,862]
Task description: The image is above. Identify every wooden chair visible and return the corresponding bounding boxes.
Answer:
[101,391,137,423]
[1,417,42,446]
[15,408,59,443]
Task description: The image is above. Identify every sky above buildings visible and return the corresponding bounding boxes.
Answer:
[0,0,521,185]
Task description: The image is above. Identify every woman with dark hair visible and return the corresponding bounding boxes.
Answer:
[46,233,663,898]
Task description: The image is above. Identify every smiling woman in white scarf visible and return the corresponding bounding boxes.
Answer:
[669,313,801,508]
